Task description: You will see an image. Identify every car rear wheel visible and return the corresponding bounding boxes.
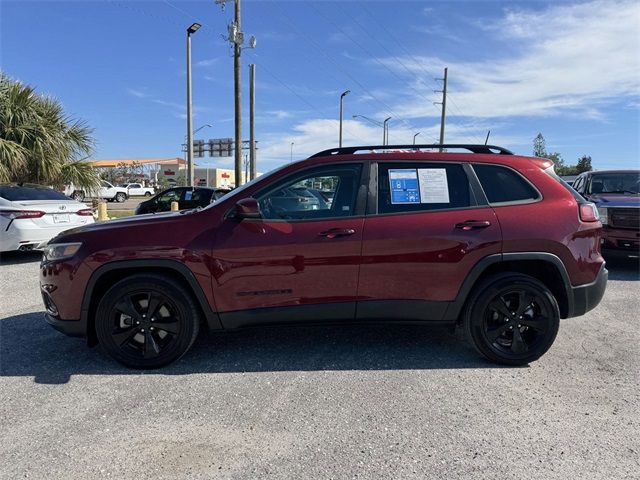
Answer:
[144,191,152,196]
[115,192,126,203]
[95,274,200,369]
[463,273,559,366]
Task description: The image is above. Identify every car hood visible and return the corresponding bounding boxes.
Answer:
[51,210,188,240]
[588,194,640,208]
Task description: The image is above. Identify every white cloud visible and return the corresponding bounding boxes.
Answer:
[195,58,219,67]
[126,88,149,99]
[381,1,640,119]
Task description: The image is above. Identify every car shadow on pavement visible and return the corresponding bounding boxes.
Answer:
[0,311,498,384]
[605,258,640,281]
[0,250,43,265]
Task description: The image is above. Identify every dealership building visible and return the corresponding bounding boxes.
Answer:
[90,158,256,188]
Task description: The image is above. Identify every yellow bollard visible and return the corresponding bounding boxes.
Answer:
[97,202,109,221]
[170,201,179,212]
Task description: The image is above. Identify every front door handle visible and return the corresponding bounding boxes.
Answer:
[318,228,356,239]
[455,220,491,231]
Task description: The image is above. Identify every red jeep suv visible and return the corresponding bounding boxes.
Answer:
[40,144,608,368]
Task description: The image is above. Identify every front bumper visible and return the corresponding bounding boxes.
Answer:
[601,226,639,258]
[567,263,608,318]
[44,313,87,337]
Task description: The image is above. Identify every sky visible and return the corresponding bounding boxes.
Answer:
[1,0,639,173]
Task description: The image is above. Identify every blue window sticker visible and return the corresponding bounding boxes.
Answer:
[389,169,420,204]
[184,190,193,201]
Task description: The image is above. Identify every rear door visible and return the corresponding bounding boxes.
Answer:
[357,161,501,320]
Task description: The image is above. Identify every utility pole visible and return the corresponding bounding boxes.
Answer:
[249,63,256,181]
[434,67,448,152]
[186,23,201,187]
[233,0,242,186]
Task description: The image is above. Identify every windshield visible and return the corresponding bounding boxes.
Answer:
[0,186,71,201]
[588,172,640,194]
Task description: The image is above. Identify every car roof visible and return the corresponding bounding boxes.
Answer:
[583,170,640,175]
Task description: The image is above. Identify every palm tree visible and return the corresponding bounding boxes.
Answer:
[0,73,100,190]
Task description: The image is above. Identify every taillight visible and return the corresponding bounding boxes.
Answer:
[76,209,93,216]
[0,210,45,219]
[579,203,599,222]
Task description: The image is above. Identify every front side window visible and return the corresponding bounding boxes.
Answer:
[257,164,362,220]
[377,162,472,214]
[473,164,540,204]
[158,188,181,204]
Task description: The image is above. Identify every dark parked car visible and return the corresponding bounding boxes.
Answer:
[571,170,639,258]
[41,144,607,369]
[134,186,230,215]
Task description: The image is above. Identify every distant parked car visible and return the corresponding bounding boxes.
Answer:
[65,181,128,203]
[0,184,94,252]
[571,170,640,258]
[134,187,231,215]
[124,183,154,197]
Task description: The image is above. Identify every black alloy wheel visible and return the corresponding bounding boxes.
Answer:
[95,274,200,368]
[464,273,560,366]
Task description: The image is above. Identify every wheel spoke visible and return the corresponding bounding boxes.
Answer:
[486,323,510,342]
[152,319,179,334]
[112,326,139,347]
[515,292,534,318]
[146,293,163,319]
[115,296,142,322]
[489,298,512,319]
[143,331,161,358]
[510,328,528,354]
[520,315,547,333]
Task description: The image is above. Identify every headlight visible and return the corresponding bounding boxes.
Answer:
[43,242,82,261]
[597,207,608,225]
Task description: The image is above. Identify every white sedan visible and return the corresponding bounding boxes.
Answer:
[0,184,94,252]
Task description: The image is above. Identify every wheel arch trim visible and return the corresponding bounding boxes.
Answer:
[444,252,574,321]
[81,259,223,337]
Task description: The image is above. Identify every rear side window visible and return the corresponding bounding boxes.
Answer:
[377,163,472,214]
[0,186,69,201]
[473,164,540,204]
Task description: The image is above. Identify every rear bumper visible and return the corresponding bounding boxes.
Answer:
[44,313,86,337]
[567,263,608,318]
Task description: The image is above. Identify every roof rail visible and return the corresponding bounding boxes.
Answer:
[309,144,514,158]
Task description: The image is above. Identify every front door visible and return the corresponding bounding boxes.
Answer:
[210,163,366,327]
[357,161,502,321]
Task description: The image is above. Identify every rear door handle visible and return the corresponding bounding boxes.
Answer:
[455,220,491,231]
[318,228,356,239]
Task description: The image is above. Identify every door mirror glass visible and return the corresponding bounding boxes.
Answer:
[236,198,261,219]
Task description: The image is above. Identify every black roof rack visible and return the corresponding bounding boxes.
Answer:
[309,144,514,158]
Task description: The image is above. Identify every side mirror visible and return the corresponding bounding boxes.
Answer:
[235,198,261,219]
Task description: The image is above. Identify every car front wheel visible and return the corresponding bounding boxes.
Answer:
[463,273,560,366]
[115,192,126,203]
[95,274,200,368]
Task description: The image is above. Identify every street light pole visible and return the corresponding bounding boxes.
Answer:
[233,0,242,186]
[339,90,350,147]
[383,117,391,145]
[186,22,201,187]
[413,132,421,145]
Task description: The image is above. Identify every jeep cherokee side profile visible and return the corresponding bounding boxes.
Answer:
[40,144,608,369]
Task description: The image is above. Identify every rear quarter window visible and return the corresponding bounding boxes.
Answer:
[473,164,540,204]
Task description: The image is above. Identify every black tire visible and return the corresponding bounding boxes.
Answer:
[115,192,127,203]
[463,273,560,366]
[95,274,200,369]
[144,191,152,197]
[71,190,84,202]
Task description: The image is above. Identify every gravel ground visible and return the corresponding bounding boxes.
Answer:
[1,252,638,479]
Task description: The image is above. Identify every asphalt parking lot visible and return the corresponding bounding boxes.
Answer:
[1,252,638,479]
